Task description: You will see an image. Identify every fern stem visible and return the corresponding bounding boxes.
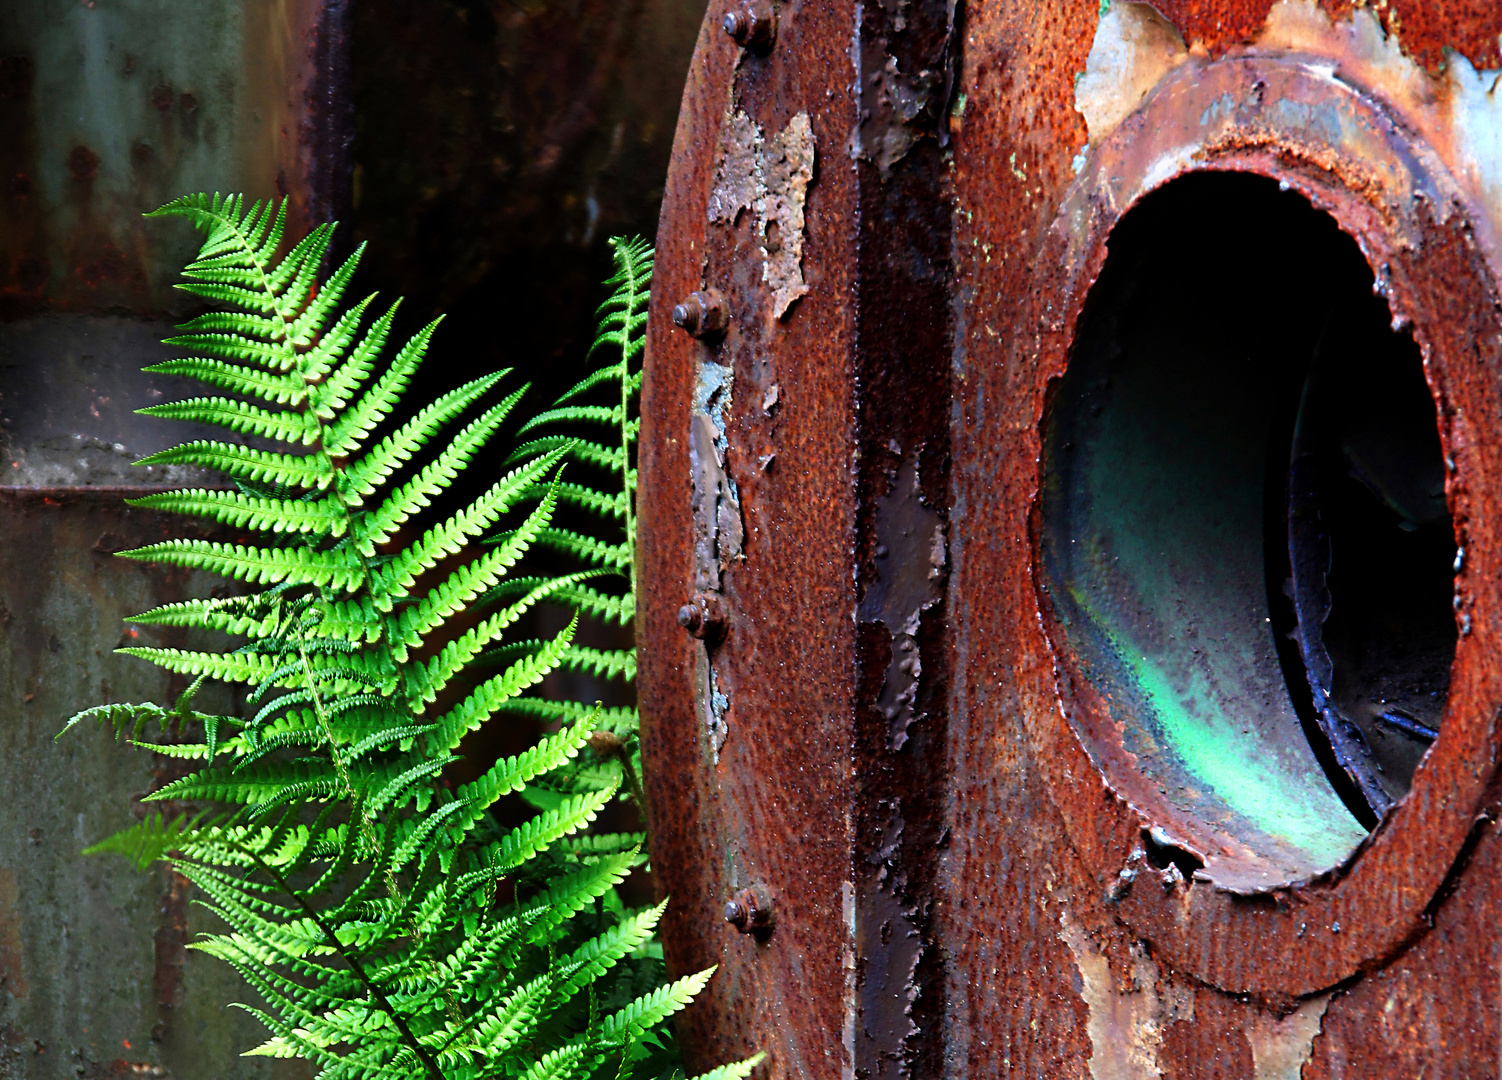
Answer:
[245,846,447,1080]
[296,634,357,802]
[221,198,295,340]
[617,243,639,605]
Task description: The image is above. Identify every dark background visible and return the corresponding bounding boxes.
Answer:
[350,0,702,404]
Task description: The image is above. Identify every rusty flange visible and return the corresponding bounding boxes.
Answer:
[1021,53,1502,994]
[943,2,1502,1076]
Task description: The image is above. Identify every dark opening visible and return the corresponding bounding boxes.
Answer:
[1279,247,1455,821]
[1042,172,1454,869]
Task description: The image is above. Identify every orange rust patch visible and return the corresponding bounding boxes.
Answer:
[1149,0,1502,72]
[0,868,28,1001]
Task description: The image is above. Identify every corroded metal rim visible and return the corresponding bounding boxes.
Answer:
[1025,53,1502,994]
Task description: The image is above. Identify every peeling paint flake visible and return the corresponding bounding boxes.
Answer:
[1244,994,1330,1080]
[690,410,743,592]
[1450,56,1502,239]
[1059,911,1167,1079]
[707,109,761,226]
[761,113,815,318]
[1075,2,1188,147]
[707,110,817,319]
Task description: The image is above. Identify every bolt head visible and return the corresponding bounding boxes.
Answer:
[726,885,773,935]
[673,290,730,339]
[588,729,624,756]
[671,300,700,332]
[677,603,703,632]
[722,2,775,50]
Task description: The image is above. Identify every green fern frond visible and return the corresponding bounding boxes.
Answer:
[142,355,309,405]
[475,641,635,684]
[139,397,319,444]
[118,538,364,590]
[81,811,214,871]
[63,205,728,1080]
[127,489,349,536]
[451,716,592,817]
[688,1053,769,1080]
[339,374,511,506]
[427,616,578,752]
[492,698,637,736]
[59,701,172,742]
[598,968,715,1045]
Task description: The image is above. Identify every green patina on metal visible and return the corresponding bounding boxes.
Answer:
[1040,173,1382,879]
[1100,612,1366,863]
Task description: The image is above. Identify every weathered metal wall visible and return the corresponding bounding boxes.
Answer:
[639,0,957,1072]
[640,1,1502,1077]
[0,1,343,1076]
[2,0,708,1073]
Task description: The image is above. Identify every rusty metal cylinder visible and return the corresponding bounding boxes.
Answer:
[638,2,1502,1076]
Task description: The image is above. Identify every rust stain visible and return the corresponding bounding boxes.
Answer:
[66,145,100,185]
[1149,0,1502,72]
[0,869,28,1001]
[151,869,190,1041]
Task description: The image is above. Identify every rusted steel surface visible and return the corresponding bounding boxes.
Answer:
[639,8,859,1076]
[643,0,1502,1075]
[0,489,306,1080]
[639,0,955,1072]
[0,3,348,1076]
[1151,0,1502,71]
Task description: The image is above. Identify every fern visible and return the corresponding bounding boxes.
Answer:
[63,197,742,1080]
[490,239,650,824]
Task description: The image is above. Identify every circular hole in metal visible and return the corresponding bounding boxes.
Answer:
[1040,172,1454,881]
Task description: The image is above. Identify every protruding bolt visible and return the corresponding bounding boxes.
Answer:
[587,729,624,756]
[678,594,726,642]
[721,1,776,52]
[671,289,731,340]
[724,884,774,936]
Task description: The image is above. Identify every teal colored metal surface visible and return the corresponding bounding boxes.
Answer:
[0,0,328,317]
[1041,173,1373,881]
[0,3,333,1075]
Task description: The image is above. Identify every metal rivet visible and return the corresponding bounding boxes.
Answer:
[725,884,773,936]
[721,1,776,51]
[671,289,730,340]
[679,594,726,641]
